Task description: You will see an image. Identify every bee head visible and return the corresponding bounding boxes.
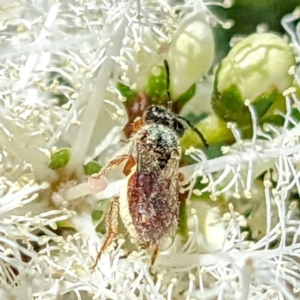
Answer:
[143,105,185,137]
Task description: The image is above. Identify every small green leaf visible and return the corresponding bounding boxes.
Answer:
[212,84,284,128]
[49,149,70,170]
[176,84,196,103]
[83,161,102,175]
[291,107,300,123]
[212,84,247,125]
[92,209,103,222]
[252,92,277,120]
[117,82,137,99]
[172,84,196,113]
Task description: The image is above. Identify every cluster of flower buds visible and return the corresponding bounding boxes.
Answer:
[212,33,296,127]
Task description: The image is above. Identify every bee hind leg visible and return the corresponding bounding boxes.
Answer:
[149,244,159,277]
[91,196,119,269]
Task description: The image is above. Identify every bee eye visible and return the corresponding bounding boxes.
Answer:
[173,121,185,137]
[144,105,167,125]
[144,106,155,123]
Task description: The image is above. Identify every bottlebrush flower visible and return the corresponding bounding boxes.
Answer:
[0,0,300,300]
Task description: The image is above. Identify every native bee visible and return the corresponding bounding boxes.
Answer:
[92,57,208,269]
[92,103,208,269]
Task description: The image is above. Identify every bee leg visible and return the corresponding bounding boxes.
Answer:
[123,155,135,176]
[178,172,185,183]
[100,155,132,175]
[98,154,135,177]
[149,244,159,276]
[91,196,119,269]
[130,116,145,135]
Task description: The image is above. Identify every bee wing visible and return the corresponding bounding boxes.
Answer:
[162,146,181,178]
[158,226,177,251]
[158,147,181,251]
[126,140,182,251]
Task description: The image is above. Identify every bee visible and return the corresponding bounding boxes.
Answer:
[92,60,208,269]
[92,104,208,269]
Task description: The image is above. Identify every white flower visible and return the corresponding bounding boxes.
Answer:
[0,0,300,300]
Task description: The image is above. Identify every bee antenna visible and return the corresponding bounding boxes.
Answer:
[176,116,209,148]
[163,59,171,103]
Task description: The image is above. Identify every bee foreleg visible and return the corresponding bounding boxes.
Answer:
[123,155,135,176]
[99,154,135,177]
[91,196,119,269]
[100,155,130,175]
[131,116,145,135]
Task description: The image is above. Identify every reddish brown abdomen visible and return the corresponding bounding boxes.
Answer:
[128,172,179,248]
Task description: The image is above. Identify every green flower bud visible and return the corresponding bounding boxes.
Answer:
[181,115,234,149]
[83,161,102,175]
[145,65,169,105]
[168,12,214,100]
[49,148,70,170]
[212,33,296,127]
